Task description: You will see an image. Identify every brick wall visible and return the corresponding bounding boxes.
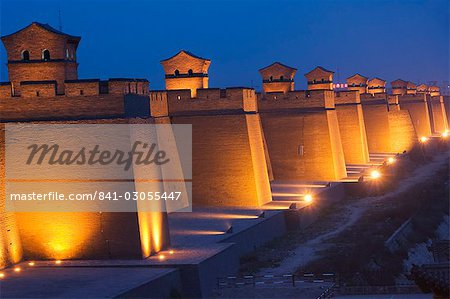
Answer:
[0,95,125,121]
[336,104,370,164]
[361,103,392,153]
[172,114,262,206]
[0,124,23,269]
[0,119,171,266]
[388,105,417,153]
[260,110,346,181]
[20,81,56,98]
[398,95,432,138]
[428,96,449,134]
[258,90,335,110]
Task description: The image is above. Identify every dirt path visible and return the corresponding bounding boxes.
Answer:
[259,152,449,275]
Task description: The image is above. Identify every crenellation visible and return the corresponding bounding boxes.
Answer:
[65,79,100,96]
[150,87,257,116]
[257,90,335,110]
[398,93,427,103]
[20,80,57,98]
[334,90,360,105]
[360,92,388,104]
[388,95,399,105]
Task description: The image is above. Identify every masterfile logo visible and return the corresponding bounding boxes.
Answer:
[5,123,192,213]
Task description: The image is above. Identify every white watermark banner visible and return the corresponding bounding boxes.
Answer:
[5,124,192,212]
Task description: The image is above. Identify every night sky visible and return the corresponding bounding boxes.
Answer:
[0,0,448,90]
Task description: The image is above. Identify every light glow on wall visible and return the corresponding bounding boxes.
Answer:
[370,170,381,179]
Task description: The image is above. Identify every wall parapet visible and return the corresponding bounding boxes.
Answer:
[398,93,427,104]
[0,78,149,98]
[256,90,335,111]
[360,92,388,105]
[149,87,257,117]
[334,90,360,105]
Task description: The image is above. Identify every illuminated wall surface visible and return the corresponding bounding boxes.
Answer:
[360,95,393,153]
[150,88,272,208]
[428,96,449,134]
[444,96,450,126]
[259,110,346,181]
[334,91,370,165]
[388,104,417,153]
[0,120,182,268]
[398,95,432,138]
[0,125,23,268]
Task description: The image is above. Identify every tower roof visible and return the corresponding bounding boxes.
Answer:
[1,22,80,40]
[259,62,297,72]
[160,50,210,63]
[391,79,408,85]
[304,66,334,77]
[347,73,368,81]
[370,77,386,83]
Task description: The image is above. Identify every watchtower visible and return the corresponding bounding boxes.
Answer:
[391,79,408,95]
[160,50,210,97]
[1,22,80,95]
[367,78,386,95]
[429,86,440,97]
[347,73,368,94]
[417,84,429,94]
[406,81,417,95]
[259,62,296,93]
[305,66,334,90]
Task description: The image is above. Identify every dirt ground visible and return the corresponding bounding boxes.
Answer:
[239,150,450,286]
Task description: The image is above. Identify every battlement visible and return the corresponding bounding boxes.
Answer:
[388,95,399,105]
[398,93,427,103]
[257,90,335,112]
[149,87,257,117]
[0,78,149,122]
[0,78,149,98]
[360,92,388,105]
[333,90,360,105]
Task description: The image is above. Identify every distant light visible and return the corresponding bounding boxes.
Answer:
[55,260,62,265]
[387,157,396,164]
[169,250,174,255]
[420,136,428,143]
[370,170,381,179]
[158,255,166,260]
[28,261,35,266]
[304,194,313,203]
[442,131,449,138]
[13,267,21,273]
[0,273,5,279]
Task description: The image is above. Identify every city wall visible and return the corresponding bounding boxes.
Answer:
[334,90,370,164]
[0,117,170,268]
[398,94,432,138]
[257,90,347,181]
[150,88,272,207]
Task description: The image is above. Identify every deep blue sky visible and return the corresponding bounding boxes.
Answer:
[0,0,448,90]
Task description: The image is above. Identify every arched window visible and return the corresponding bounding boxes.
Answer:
[188,69,193,76]
[174,69,180,76]
[280,75,284,80]
[269,76,273,82]
[21,50,30,61]
[42,49,50,60]
[66,49,70,59]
